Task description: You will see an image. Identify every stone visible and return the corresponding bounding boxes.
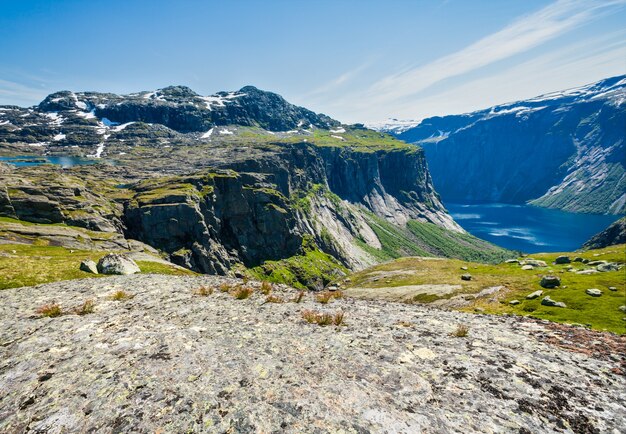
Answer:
[576,269,598,275]
[554,256,570,264]
[522,259,547,267]
[540,276,561,289]
[521,265,534,270]
[79,259,98,274]
[608,286,617,291]
[596,263,620,272]
[587,260,608,266]
[461,274,472,281]
[97,253,141,275]
[526,290,543,300]
[581,258,589,264]
[541,296,566,308]
[505,259,520,264]
[619,305,626,312]
[573,257,584,262]
[509,300,520,305]
[460,266,468,270]
[326,285,339,292]
[586,288,602,297]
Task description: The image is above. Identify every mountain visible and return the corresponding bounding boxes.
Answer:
[582,216,626,249]
[0,86,512,289]
[392,76,626,214]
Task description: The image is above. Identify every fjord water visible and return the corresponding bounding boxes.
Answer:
[446,203,622,253]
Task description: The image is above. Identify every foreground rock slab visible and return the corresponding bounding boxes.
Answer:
[1,275,625,433]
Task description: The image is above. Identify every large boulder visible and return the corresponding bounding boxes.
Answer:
[554,256,570,264]
[97,254,141,275]
[597,263,620,272]
[522,259,547,267]
[540,275,561,289]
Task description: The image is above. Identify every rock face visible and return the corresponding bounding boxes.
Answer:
[97,253,140,275]
[393,75,626,214]
[582,216,626,249]
[0,274,624,433]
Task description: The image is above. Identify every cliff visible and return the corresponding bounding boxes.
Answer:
[0,86,510,288]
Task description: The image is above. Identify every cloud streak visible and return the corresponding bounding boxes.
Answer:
[366,0,626,103]
[317,0,626,122]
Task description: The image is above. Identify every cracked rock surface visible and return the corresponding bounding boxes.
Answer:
[1,274,624,433]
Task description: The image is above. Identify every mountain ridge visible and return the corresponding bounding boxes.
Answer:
[388,75,626,214]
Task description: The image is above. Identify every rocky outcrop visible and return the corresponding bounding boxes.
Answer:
[394,75,626,214]
[0,274,623,433]
[582,216,626,249]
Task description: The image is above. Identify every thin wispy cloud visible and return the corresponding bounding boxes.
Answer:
[319,0,626,122]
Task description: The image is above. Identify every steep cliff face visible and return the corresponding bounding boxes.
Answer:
[396,76,626,214]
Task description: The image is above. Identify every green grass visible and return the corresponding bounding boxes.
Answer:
[248,246,348,290]
[344,244,626,334]
[0,244,194,290]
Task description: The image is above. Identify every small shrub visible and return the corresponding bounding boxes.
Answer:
[292,291,305,303]
[75,299,95,315]
[195,286,214,296]
[316,291,333,304]
[333,310,345,326]
[265,294,284,303]
[242,275,250,285]
[316,290,343,304]
[111,290,132,301]
[301,309,345,326]
[260,281,273,295]
[233,286,254,300]
[452,324,469,337]
[219,283,233,293]
[36,303,63,318]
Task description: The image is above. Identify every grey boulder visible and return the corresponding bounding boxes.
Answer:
[540,276,561,289]
[541,296,566,308]
[585,288,602,297]
[97,253,141,275]
[79,259,98,274]
[526,290,543,300]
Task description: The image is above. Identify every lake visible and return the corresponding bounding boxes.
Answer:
[446,203,622,253]
[0,155,101,168]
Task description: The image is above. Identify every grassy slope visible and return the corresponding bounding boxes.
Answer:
[344,244,625,334]
[0,244,194,290]
[357,212,513,264]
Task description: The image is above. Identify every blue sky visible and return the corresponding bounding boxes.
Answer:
[1,0,625,123]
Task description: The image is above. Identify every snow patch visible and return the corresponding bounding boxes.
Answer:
[201,128,214,139]
[329,127,346,134]
[113,122,135,132]
[53,133,66,141]
[199,92,245,110]
[219,128,234,135]
[331,135,345,141]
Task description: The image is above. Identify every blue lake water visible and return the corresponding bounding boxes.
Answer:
[0,155,100,168]
[446,203,623,253]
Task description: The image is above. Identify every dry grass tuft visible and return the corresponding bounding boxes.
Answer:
[264,294,284,303]
[452,324,470,338]
[111,290,133,301]
[74,299,95,315]
[315,290,343,304]
[219,283,233,293]
[195,286,214,296]
[301,309,345,326]
[233,286,254,300]
[292,291,306,303]
[36,302,63,318]
[260,281,273,295]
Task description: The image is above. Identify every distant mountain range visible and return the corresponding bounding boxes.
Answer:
[384,76,626,215]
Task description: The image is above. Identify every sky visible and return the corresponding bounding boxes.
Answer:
[1,0,625,124]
